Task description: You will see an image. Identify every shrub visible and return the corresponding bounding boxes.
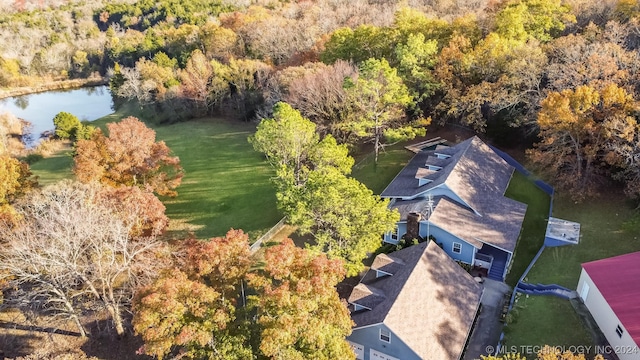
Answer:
[52,112,81,140]
[75,123,97,141]
[22,153,43,164]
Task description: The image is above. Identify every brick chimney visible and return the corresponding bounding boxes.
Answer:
[405,212,422,241]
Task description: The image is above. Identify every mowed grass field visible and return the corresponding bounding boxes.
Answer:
[504,191,640,352]
[155,119,279,239]
[351,144,415,194]
[30,105,280,240]
[29,150,73,186]
[503,172,551,286]
[504,294,593,353]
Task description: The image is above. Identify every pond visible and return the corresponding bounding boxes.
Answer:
[0,85,114,146]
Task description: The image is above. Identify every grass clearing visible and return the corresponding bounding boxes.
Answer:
[503,294,593,352]
[155,119,279,239]
[29,150,74,186]
[504,171,551,286]
[351,145,414,194]
[29,103,280,240]
[525,193,640,288]
[504,192,640,349]
[29,102,414,243]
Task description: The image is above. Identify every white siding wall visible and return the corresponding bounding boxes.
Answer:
[577,269,640,360]
[348,341,365,360]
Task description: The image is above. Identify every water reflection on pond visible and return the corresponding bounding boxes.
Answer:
[0,86,114,146]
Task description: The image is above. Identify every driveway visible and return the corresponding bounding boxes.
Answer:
[464,279,511,360]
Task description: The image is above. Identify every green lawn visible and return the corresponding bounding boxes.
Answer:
[29,104,280,240]
[504,192,640,351]
[504,171,551,286]
[29,150,73,186]
[30,101,415,242]
[503,295,593,353]
[525,193,640,287]
[155,119,279,239]
[351,145,414,194]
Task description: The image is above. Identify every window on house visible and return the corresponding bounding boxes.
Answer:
[380,328,391,343]
[348,341,364,360]
[452,242,462,254]
[390,227,398,241]
[616,325,624,338]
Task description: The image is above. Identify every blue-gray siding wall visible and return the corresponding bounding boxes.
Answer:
[348,324,420,360]
[421,223,475,263]
[383,222,407,244]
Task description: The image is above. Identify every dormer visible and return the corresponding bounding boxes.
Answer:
[435,152,451,160]
[415,167,437,186]
[370,253,405,277]
[348,283,386,312]
[426,164,442,171]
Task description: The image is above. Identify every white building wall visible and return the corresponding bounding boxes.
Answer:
[577,269,640,360]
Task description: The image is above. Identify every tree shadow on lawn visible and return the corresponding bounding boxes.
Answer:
[163,185,280,240]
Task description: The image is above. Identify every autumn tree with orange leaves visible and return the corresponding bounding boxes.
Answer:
[133,230,253,360]
[133,231,354,360]
[98,185,169,236]
[74,117,183,197]
[0,154,37,224]
[248,239,355,360]
[528,83,639,200]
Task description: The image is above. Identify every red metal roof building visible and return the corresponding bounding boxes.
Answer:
[579,251,640,359]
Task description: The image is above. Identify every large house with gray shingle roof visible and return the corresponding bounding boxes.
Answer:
[347,241,483,360]
[380,136,527,281]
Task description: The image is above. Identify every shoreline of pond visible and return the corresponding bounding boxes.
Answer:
[1,83,114,148]
[0,77,108,100]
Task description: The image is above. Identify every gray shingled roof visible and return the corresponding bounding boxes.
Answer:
[429,197,526,252]
[391,198,441,221]
[371,253,406,274]
[382,136,513,209]
[349,241,483,360]
[443,137,514,214]
[381,137,475,199]
[349,283,387,309]
[383,136,527,253]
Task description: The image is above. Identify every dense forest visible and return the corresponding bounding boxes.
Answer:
[3,0,640,199]
[2,0,640,358]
